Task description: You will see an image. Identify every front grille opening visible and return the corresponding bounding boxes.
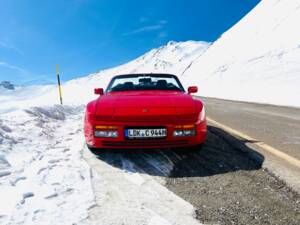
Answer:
[102,140,188,147]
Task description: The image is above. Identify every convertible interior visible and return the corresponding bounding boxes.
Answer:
[110,78,182,92]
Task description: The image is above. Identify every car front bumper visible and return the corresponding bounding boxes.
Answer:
[84,120,207,149]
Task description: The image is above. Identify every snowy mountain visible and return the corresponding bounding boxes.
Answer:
[62,40,210,104]
[0,41,210,113]
[184,0,300,107]
[0,81,15,90]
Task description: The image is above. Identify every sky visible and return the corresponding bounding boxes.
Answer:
[0,0,260,85]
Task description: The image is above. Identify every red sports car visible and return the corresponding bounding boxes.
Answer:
[84,73,206,150]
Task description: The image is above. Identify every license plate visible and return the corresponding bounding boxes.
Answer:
[125,128,167,139]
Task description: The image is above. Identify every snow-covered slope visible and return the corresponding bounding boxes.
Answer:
[184,0,300,107]
[0,41,210,113]
[0,85,55,113]
[62,40,210,105]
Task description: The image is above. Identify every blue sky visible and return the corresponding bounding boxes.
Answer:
[0,0,260,85]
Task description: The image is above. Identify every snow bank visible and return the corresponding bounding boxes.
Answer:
[0,85,56,113]
[0,106,95,225]
[0,105,202,225]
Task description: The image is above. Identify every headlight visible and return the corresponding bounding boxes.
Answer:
[94,130,118,138]
[173,129,196,137]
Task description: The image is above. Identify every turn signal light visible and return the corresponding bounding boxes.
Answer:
[174,124,195,129]
[94,125,118,138]
[95,125,118,130]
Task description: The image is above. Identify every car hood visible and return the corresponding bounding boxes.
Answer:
[95,91,199,122]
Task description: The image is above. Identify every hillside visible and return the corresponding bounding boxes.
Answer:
[184,0,300,107]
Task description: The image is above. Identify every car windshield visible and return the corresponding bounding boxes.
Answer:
[106,74,185,92]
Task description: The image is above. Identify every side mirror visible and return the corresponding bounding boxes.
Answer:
[94,88,104,95]
[188,86,198,94]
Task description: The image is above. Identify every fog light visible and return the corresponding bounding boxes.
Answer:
[183,130,195,136]
[173,129,196,137]
[94,130,118,138]
[173,130,183,136]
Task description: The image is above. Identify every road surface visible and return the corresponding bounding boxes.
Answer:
[201,96,300,160]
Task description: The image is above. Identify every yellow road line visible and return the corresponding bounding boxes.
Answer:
[207,116,300,169]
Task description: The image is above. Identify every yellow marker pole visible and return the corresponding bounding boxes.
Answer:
[56,64,63,105]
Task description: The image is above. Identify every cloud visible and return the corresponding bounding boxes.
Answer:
[158,31,168,38]
[0,61,29,82]
[0,61,32,81]
[123,19,167,36]
[0,61,27,73]
[159,20,167,25]
[123,25,163,36]
[0,40,24,55]
[0,61,55,85]
[20,75,57,85]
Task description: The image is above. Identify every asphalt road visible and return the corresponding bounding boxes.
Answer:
[201,97,300,160]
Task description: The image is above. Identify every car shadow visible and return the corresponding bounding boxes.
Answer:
[91,125,264,178]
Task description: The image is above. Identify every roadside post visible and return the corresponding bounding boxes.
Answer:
[56,64,63,105]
